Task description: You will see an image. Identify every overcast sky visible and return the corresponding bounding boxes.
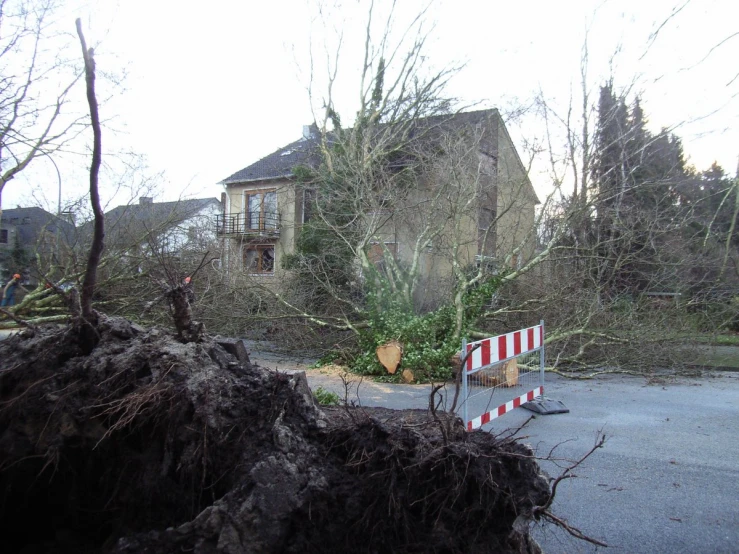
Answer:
[6,0,739,212]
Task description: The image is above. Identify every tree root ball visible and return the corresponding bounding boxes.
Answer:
[0,316,550,553]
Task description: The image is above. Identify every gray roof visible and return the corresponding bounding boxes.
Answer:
[219,109,538,204]
[97,197,222,245]
[220,111,505,186]
[221,125,322,184]
[105,198,221,227]
[0,206,75,246]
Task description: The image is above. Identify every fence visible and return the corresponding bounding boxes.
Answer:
[459,321,545,430]
[215,212,280,236]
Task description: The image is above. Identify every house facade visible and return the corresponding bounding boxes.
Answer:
[217,109,538,287]
[216,126,319,278]
[0,207,75,284]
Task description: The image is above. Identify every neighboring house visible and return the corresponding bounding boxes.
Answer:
[217,109,539,285]
[103,197,223,260]
[0,207,75,283]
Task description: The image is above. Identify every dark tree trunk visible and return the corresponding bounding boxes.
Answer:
[76,19,104,349]
[169,282,205,342]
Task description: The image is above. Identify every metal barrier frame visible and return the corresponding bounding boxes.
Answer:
[460,320,545,430]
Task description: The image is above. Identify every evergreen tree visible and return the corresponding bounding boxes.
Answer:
[591,82,630,212]
[589,84,691,295]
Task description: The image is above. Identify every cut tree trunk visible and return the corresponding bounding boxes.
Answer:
[169,284,204,342]
[503,358,520,387]
[376,340,403,374]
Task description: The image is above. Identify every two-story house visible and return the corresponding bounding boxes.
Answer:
[217,109,538,287]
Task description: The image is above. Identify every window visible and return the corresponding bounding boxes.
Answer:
[244,245,275,274]
[302,188,316,224]
[475,255,497,274]
[0,229,7,244]
[244,190,277,231]
[367,242,397,272]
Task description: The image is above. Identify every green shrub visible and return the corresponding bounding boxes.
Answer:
[349,275,503,382]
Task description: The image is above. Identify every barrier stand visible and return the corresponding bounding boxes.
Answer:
[459,321,568,431]
[521,320,569,416]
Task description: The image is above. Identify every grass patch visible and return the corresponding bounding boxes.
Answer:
[672,332,739,347]
[691,345,739,368]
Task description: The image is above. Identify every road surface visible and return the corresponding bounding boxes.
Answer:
[248,343,739,554]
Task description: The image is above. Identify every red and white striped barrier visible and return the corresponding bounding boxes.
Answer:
[465,324,543,373]
[467,386,543,430]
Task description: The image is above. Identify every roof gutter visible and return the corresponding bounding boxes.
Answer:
[220,173,294,186]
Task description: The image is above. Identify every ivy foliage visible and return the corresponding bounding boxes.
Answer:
[350,273,504,382]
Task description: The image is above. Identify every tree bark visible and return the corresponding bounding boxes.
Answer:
[76,19,104,329]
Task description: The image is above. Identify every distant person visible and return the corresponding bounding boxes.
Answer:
[1,274,26,307]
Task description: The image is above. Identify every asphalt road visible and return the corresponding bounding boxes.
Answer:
[504,373,739,554]
[249,344,739,554]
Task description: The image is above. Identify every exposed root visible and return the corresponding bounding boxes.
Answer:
[1,317,560,553]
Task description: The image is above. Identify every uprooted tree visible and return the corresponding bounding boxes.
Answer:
[0,14,609,554]
[4,311,603,553]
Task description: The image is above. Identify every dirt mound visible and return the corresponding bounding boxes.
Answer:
[0,317,550,553]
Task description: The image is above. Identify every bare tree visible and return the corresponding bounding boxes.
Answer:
[208,4,737,379]
[488,56,739,374]
[0,0,85,208]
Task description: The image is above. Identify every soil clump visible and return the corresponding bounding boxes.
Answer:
[0,317,550,553]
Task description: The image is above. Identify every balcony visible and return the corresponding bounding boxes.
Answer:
[216,212,280,238]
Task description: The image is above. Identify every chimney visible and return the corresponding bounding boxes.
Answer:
[139,197,153,205]
[302,123,319,140]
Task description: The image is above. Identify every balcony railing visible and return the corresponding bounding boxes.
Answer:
[216,212,279,237]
